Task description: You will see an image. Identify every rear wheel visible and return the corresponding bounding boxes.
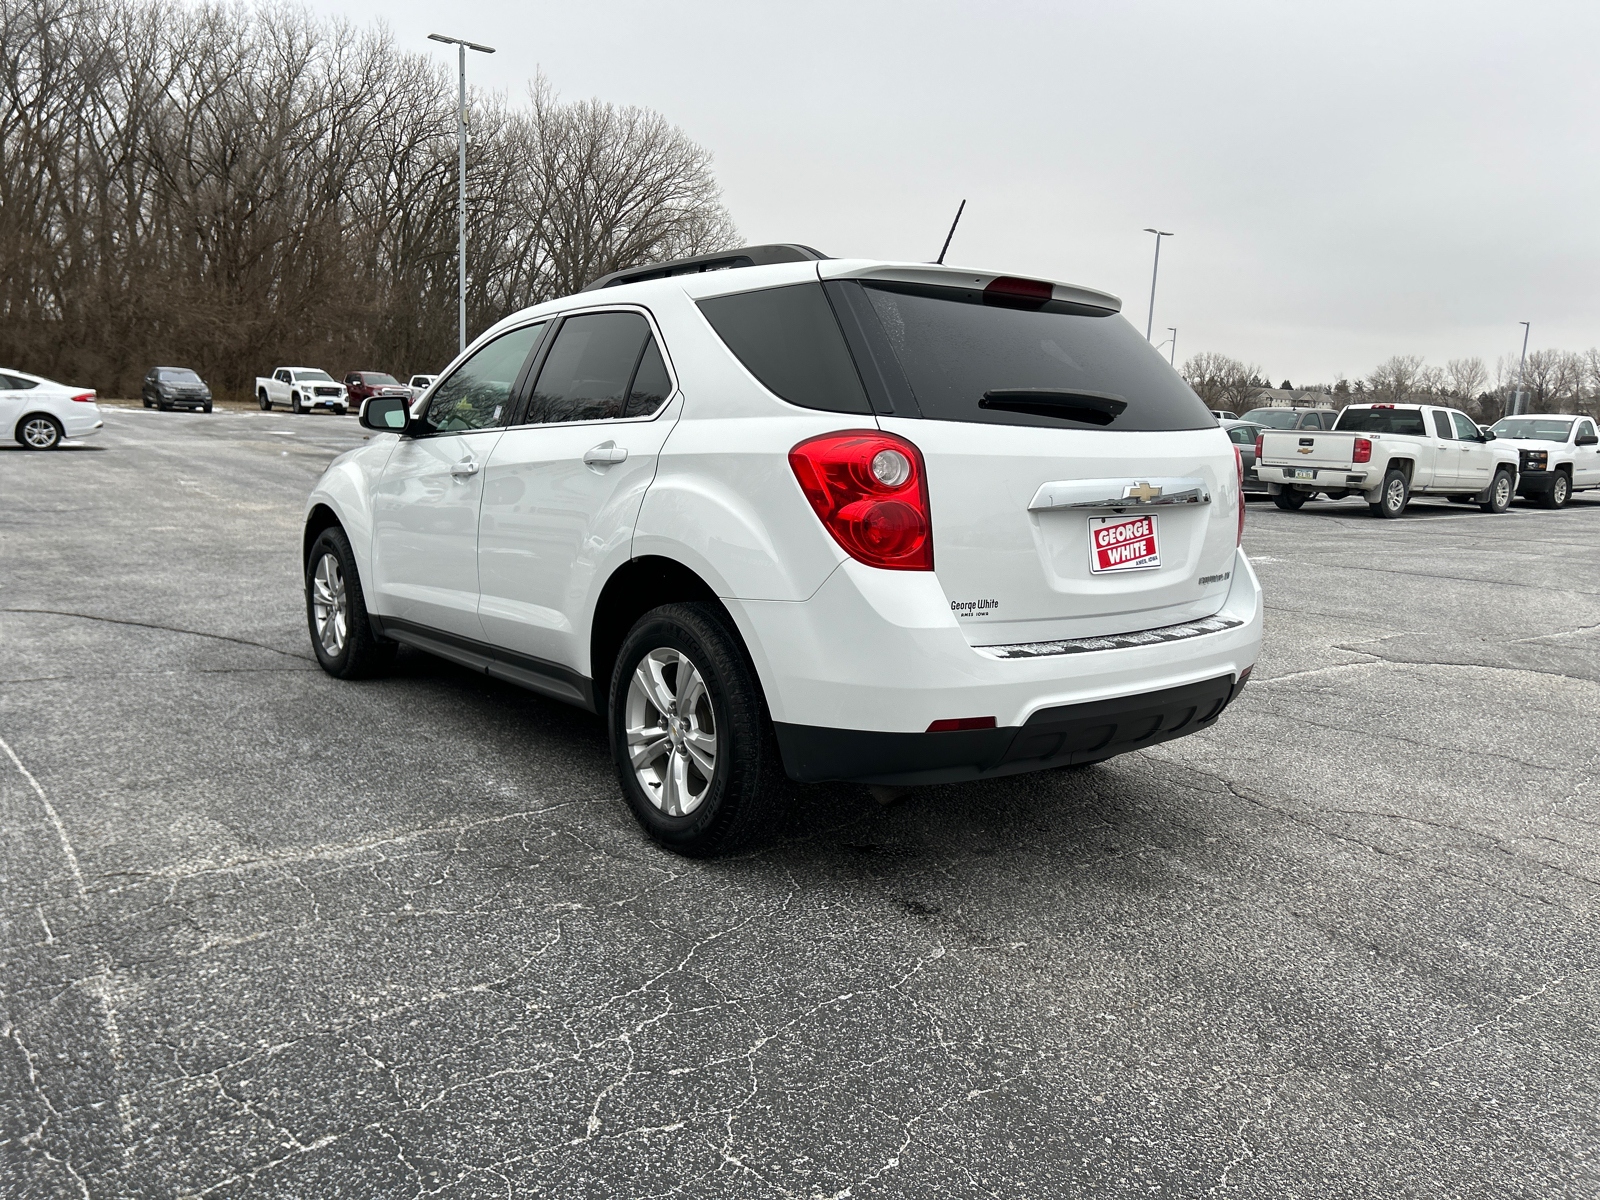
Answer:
[305,526,395,679]
[1371,469,1409,518]
[1536,472,1570,509]
[18,414,63,449]
[609,602,781,857]
[258,390,272,411]
[1479,469,1514,513]
[1272,489,1307,511]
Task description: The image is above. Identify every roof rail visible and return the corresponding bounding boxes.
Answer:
[581,244,829,291]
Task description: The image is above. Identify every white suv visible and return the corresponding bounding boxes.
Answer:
[304,245,1262,855]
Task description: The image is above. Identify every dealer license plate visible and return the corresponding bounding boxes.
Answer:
[1089,514,1160,573]
[1292,468,1315,480]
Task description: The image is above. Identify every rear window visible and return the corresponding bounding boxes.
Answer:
[1335,407,1427,435]
[837,280,1212,430]
[1239,409,1299,429]
[697,283,869,414]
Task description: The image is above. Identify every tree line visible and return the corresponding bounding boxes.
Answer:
[1182,347,1600,420]
[0,0,737,399]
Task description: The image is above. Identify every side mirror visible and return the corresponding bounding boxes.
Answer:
[1480,428,1496,441]
[359,395,411,432]
[1577,433,1599,446]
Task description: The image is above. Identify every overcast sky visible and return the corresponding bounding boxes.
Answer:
[321,0,1598,386]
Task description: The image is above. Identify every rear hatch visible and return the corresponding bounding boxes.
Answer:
[820,266,1239,646]
[1259,430,1356,470]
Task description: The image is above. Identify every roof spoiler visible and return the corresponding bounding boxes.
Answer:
[581,244,829,291]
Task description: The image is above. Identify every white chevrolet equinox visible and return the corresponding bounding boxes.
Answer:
[304,245,1262,855]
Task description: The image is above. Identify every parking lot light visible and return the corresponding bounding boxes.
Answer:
[1143,228,1173,341]
[428,32,496,356]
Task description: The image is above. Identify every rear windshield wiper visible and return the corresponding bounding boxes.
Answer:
[978,389,1128,426]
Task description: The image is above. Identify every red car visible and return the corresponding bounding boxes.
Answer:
[343,372,412,408]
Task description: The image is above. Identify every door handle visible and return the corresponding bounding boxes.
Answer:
[583,443,628,466]
[450,460,479,477]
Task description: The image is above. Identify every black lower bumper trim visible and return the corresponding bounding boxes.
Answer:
[774,673,1246,786]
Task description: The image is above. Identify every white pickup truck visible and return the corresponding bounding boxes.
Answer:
[1488,413,1600,509]
[1257,402,1520,518]
[255,367,349,414]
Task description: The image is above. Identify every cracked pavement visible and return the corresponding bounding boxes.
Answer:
[2,408,1598,1198]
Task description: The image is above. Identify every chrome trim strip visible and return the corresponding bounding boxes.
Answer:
[975,614,1245,660]
[1027,476,1212,512]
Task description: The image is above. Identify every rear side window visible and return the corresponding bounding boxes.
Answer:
[1335,407,1428,435]
[1225,425,1259,445]
[526,312,664,425]
[697,283,870,414]
[1432,411,1453,438]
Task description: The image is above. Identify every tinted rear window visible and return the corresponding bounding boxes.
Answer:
[1334,407,1427,435]
[1239,409,1299,429]
[697,283,869,414]
[836,280,1213,431]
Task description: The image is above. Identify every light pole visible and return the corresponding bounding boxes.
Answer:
[429,32,495,355]
[1514,320,1530,416]
[1166,326,1178,367]
[1142,228,1172,341]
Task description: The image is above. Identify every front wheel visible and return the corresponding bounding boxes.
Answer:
[258,390,272,411]
[1535,472,1570,510]
[1370,469,1410,518]
[18,414,63,449]
[291,392,303,414]
[609,602,781,857]
[1272,489,1307,511]
[305,526,395,679]
[1479,469,1514,513]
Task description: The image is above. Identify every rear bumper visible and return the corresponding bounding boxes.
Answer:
[776,671,1248,785]
[62,409,103,437]
[725,546,1263,782]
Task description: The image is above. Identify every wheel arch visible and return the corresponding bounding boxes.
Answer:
[590,556,755,715]
[1386,457,1415,483]
[303,503,343,566]
[14,411,64,444]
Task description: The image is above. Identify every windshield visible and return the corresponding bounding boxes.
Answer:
[294,370,334,382]
[363,373,400,385]
[158,369,202,383]
[1491,417,1573,442]
[1334,407,1428,435]
[1238,409,1300,429]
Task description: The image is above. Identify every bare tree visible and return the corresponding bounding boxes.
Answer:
[1180,351,1263,411]
[0,0,739,398]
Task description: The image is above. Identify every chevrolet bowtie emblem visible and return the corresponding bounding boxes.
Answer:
[1297,447,1313,454]
[1124,481,1162,502]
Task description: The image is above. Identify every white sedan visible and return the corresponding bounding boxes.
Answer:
[0,369,102,449]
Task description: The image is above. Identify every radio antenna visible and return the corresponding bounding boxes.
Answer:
[934,199,966,265]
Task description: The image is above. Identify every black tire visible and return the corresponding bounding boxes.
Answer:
[1535,472,1570,510]
[305,526,395,679]
[17,414,63,450]
[203,404,213,414]
[608,602,782,857]
[258,389,272,411]
[142,393,153,408]
[1479,469,1514,513]
[1370,468,1409,518]
[291,392,303,414]
[1272,489,1307,511]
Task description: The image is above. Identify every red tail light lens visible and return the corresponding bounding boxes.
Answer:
[789,431,933,570]
[984,276,1053,303]
[1254,434,1263,460]
[70,391,95,403]
[1353,437,1372,464]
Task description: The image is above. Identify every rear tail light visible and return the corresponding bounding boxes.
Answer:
[789,431,933,570]
[70,391,95,403]
[1234,446,1245,546]
[1352,437,1372,464]
[1254,434,1263,460]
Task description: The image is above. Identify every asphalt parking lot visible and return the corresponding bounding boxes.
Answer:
[4,408,1598,1199]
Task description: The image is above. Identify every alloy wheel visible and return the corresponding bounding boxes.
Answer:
[1553,475,1569,506]
[1493,474,1512,508]
[1385,477,1406,513]
[310,552,348,656]
[625,647,718,816]
[22,418,60,449]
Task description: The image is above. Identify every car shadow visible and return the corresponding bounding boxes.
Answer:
[0,443,108,452]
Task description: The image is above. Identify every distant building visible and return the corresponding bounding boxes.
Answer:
[1250,387,1337,410]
